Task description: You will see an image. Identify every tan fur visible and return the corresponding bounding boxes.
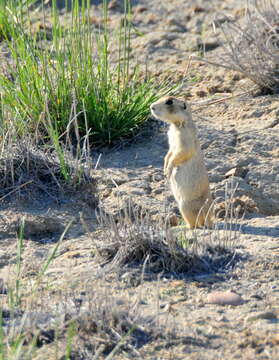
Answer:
[150,96,213,229]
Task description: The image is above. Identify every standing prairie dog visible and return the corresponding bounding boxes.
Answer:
[150,96,213,229]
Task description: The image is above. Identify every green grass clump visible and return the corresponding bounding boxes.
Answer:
[0,4,9,41]
[0,0,37,40]
[0,0,175,146]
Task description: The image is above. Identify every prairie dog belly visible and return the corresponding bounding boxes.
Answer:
[170,154,209,204]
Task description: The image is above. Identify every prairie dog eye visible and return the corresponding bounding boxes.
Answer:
[183,103,187,110]
[165,99,173,106]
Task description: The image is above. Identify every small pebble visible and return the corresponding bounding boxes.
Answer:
[245,311,277,322]
[206,291,244,306]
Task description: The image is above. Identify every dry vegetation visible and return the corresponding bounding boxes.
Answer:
[94,207,237,274]
[0,139,95,202]
[210,0,279,94]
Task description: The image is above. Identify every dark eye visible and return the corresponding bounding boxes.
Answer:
[183,103,187,110]
[165,99,173,106]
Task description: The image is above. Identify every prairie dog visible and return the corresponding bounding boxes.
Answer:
[150,96,213,229]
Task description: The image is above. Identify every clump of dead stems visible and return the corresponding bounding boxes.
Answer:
[0,138,95,202]
[94,204,236,275]
[218,0,279,93]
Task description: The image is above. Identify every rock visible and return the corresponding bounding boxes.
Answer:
[215,195,259,218]
[206,291,244,306]
[225,167,248,179]
[245,311,278,322]
[214,177,278,216]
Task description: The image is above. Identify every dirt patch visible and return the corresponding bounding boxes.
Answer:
[0,0,279,359]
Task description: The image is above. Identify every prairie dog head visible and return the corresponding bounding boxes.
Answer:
[150,96,191,127]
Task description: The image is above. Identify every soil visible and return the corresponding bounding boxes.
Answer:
[0,0,278,359]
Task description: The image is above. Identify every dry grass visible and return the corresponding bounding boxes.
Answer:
[0,190,242,359]
[212,0,279,93]
[0,139,95,203]
[93,204,237,275]
[1,284,191,359]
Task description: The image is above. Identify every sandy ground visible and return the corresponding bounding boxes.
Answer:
[0,0,278,359]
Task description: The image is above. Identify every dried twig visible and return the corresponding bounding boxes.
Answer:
[0,180,33,201]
